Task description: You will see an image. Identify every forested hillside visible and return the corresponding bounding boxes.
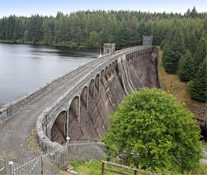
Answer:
[160,8,207,102]
[0,8,206,48]
[0,8,206,102]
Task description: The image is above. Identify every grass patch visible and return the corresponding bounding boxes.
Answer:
[61,160,151,175]
[158,50,206,120]
[60,160,207,175]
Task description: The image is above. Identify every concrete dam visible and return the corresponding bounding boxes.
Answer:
[51,47,159,144]
[0,44,159,161]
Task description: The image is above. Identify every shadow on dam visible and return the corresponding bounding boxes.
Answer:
[51,48,160,144]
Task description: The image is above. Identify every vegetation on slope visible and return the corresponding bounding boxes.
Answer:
[161,15,207,102]
[158,51,206,120]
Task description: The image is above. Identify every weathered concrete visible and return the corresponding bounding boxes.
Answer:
[103,43,115,55]
[0,45,159,162]
[143,36,153,46]
[36,46,159,155]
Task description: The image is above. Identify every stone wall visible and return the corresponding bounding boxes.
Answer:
[68,141,107,162]
[142,36,153,46]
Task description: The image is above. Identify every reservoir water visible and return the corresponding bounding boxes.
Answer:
[0,43,98,108]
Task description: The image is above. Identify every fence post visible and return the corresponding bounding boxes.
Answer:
[66,136,70,164]
[134,170,137,175]
[40,155,43,175]
[101,162,104,175]
[8,161,13,175]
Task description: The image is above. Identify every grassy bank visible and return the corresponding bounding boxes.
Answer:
[61,160,153,175]
[158,50,206,121]
[60,160,207,175]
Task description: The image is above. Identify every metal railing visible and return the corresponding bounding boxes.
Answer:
[0,157,7,175]
[1,139,107,175]
[2,140,69,175]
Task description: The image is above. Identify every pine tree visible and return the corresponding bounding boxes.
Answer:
[193,37,207,70]
[27,15,43,43]
[190,7,198,18]
[190,61,207,102]
[162,22,185,74]
[178,50,194,82]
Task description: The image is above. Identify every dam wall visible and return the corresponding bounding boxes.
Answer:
[36,46,160,152]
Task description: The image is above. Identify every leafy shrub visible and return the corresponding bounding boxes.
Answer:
[102,88,203,173]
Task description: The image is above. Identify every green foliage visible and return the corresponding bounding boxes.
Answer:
[0,9,206,48]
[102,88,203,173]
[193,37,207,69]
[178,50,194,82]
[162,22,185,74]
[186,80,194,91]
[189,61,207,102]
[27,15,43,43]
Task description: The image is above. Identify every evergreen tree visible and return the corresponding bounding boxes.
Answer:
[193,37,207,70]
[189,61,207,102]
[55,12,69,43]
[27,15,43,43]
[178,50,194,82]
[0,9,206,49]
[162,22,185,74]
[190,7,198,18]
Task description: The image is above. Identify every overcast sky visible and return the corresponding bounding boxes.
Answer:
[0,0,206,18]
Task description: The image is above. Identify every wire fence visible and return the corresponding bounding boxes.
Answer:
[1,140,106,175]
[0,157,7,175]
[4,146,66,175]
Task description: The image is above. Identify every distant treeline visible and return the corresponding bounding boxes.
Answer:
[0,9,206,48]
[0,8,206,102]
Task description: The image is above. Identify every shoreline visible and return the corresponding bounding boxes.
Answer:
[0,40,100,49]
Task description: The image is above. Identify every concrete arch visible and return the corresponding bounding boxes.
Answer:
[51,111,67,144]
[112,62,115,72]
[95,74,100,91]
[105,66,109,78]
[81,86,88,109]
[109,64,112,76]
[101,69,105,84]
[69,96,80,122]
[89,79,95,97]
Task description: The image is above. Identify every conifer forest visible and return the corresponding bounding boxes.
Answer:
[0,8,206,102]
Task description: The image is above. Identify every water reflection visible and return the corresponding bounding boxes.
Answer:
[0,43,98,107]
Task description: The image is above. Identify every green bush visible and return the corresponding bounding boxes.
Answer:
[102,88,203,173]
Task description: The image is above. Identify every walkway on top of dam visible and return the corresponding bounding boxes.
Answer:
[0,46,148,162]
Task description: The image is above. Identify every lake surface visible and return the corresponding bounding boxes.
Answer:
[0,43,98,107]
